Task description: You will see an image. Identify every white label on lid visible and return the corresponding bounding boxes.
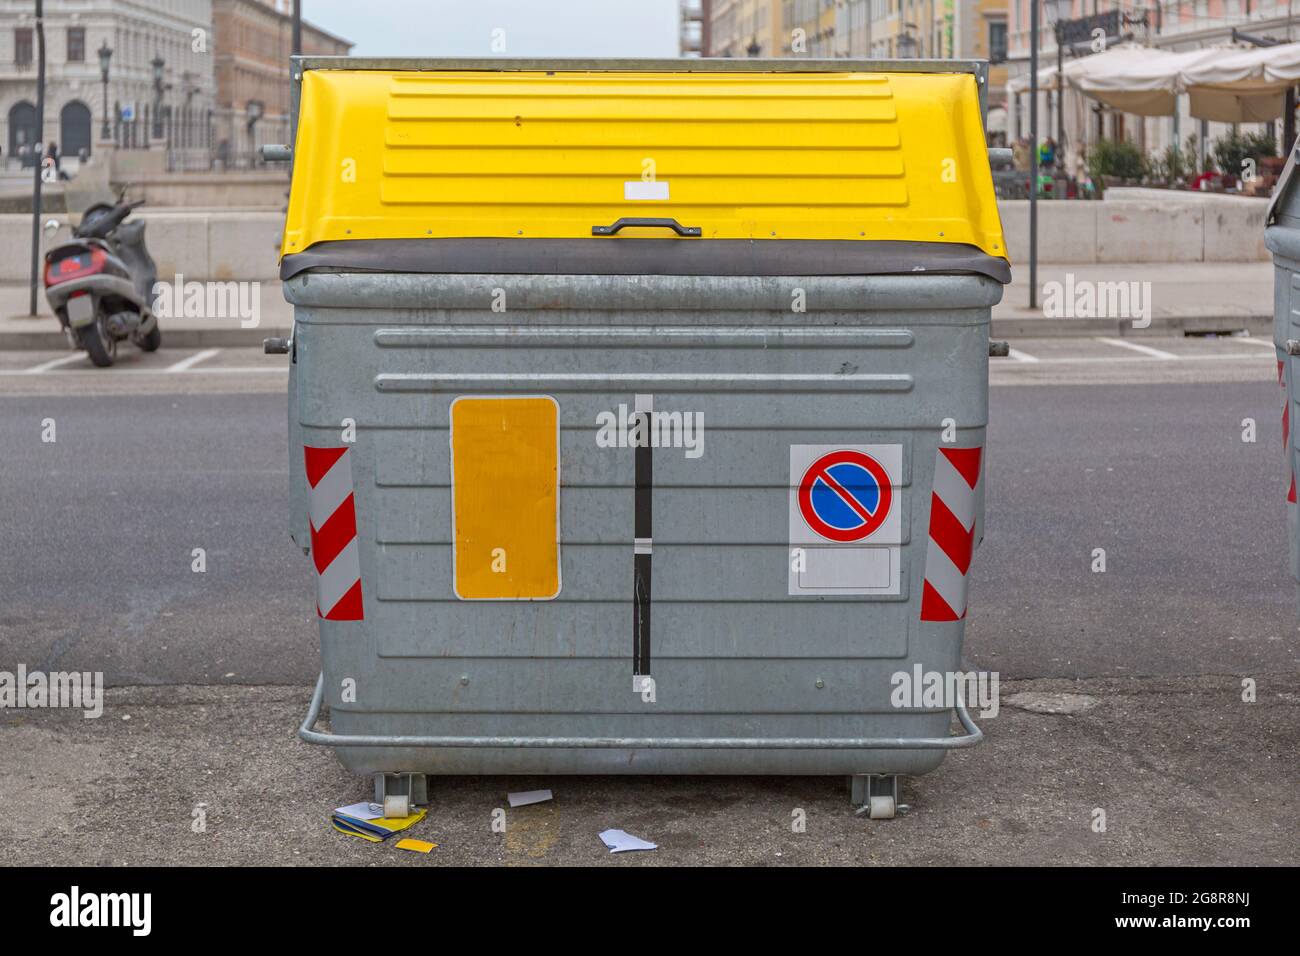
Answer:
[624,181,670,201]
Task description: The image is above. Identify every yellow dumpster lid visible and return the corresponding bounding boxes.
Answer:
[280,59,1008,281]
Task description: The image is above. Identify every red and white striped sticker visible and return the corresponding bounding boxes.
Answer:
[305,445,364,621]
[920,446,983,622]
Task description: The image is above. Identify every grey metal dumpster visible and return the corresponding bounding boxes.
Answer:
[1266,145,1300,608]
[277,57,1011,816]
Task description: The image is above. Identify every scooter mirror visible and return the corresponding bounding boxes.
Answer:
[43,218,61,238]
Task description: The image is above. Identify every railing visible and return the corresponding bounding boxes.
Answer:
[111,104,290,172]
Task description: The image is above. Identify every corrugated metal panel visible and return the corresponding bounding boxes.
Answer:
[287,270,993,775]
[282,69,1006,259]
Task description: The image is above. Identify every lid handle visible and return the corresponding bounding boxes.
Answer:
[592,217,702,237]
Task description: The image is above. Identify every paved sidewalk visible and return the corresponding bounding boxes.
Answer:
[0,262,1275,349]
[995,261,1273,337]
[1,675,1293,866]
[0,279,292,350]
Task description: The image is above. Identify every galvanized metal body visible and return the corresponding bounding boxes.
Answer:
[286,271,997,777]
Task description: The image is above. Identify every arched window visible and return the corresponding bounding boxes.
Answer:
[8,100,38,157]
[59,100,93,158]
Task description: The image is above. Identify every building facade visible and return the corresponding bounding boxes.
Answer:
[0,0,349,172]
[963,0,1010,137]
[705,1,1009,139]
[703,0,779,56]
[783,0,839,56]
[680,0,710,56]
[212,0,350,164]
[0,0,215,164]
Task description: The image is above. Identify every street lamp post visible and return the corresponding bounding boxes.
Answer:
[151,54,165,139]
[28,0,46,317]
[1029,0,1039,310]
[97,40,112,141]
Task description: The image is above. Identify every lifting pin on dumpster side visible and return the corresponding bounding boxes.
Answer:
[260,144,293,163]
[264,336,291,354]
[989,341,1010,357]
[1286,339,1300,355]
[988,148,1013,169]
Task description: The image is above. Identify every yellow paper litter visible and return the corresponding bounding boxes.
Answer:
[395,838,437,853]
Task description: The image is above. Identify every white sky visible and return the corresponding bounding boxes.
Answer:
[300,0,681,58]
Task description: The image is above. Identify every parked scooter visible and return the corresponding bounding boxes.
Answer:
[42,193,160,367]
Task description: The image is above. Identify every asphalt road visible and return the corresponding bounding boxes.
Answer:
[2,390,314,686]
[1,341,1295,865]
[972,377,1298,678]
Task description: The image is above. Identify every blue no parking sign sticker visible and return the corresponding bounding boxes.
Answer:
[788,444,903,596]
[798,449,893,542]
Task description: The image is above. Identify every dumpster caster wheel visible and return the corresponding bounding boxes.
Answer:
[374,772,429,808]
[383,794,411,818]
[852,773,905,818]
[866,796,896,819]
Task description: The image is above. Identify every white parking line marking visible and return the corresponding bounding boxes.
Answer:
[1094,337,1177,360]
[22,353,86,374]
[1007,348,1040,363]
[1232,336,1277,349]
[0,366,285,377]
[165,348,222,372]
[153,367,284,374]
[992,352,1267,366]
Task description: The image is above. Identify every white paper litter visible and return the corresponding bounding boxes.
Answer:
[507,789,554,808]
[333,801,383,821]
[598,828,657,853]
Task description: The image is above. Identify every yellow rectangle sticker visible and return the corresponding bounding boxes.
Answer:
[450,396,560,600]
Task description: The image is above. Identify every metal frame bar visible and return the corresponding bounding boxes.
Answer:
[292,55,986,75]
[297,673,985,751]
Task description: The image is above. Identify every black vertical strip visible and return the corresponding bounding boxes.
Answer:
[633,553,651,677]
[633,418,653,677]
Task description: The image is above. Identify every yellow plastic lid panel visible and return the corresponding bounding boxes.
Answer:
[281,67,1006,261]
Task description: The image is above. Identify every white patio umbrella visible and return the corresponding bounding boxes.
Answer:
[1180,43,1300,122]
[1070,47,1222,117]
[1009,42,1300,122]
[1005,43,1157,97]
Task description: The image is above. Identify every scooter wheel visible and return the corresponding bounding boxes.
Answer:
[137,323,161,352]
[78,318,117,367]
